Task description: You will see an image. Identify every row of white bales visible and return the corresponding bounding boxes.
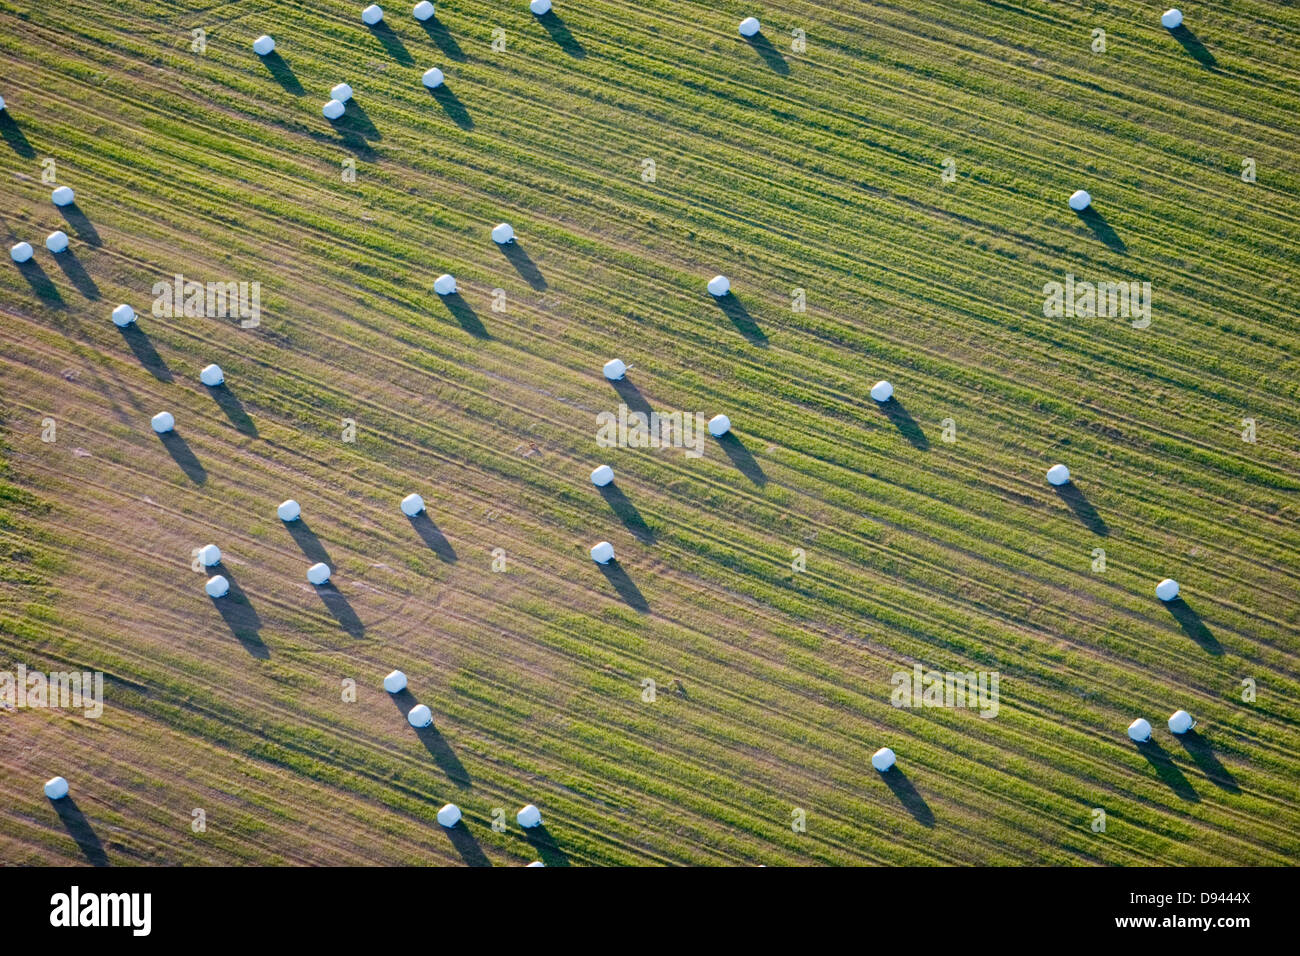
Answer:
[13,3,1204,846]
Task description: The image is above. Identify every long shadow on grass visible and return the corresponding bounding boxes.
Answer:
[368,20,414,65]
[445,822,492,867]
[1177,730,1240,794]
[538,12,585,58]
[159,431,206,484]
[259,51,304,94]
[212,570,267,658]
[15,259,64,306]
[1075,208,1126,253]
[524,823,570,867]
[1170,26,1217,70]
[315,582,364,638]
[1165,599,1222,656]
[442,291,488,338]
[205,382,257,436]
[283,517,332,566]
[52,796,108,866]
[390,690,471,787]
[713,293,767,346]
[746,33,789,74]
[118,323,172,382]
[875,397,929,450]
[58,203,102,247]
[429,84,473,130]
[500,241,547,290]
[882,768,934,827]
[715,432,767,485]
[421,17,466,61]
[0,111,35,158]
[598,483,655,544]
[408,512,458,562]
[598,560,649,612]
[1134,739,1198,801]
[329,101,380,141]
[1054,482,1108,536]
[610,376,653,419]
[52,248,99,299]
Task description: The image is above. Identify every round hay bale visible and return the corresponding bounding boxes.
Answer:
[414,1,435,21]
[112,303,137,327]
[307,562,331,586]
[362,4,385,25]
[517,804,542,828]
[277,499,301,522]
[871,747,896,771]
[739,17,761,37]
[590,541,614,564]
[198,544,222,567]
[602,358,627,381]
[530,0,552,15]
[1161,9,1183,29]
[45,231,69,254]
[707,274,731,296]
[1155,578,1180,602]
[200,363,225,387]
[869,380,894,402]
[253,35,275,56]
[383,669,408,693]
[44,777,69,800]
[422,67,445,88]
[150,411,175,434]
[590,464,614,487]
[491,222,516,244]
[10,241,33,263]
[322,99,345,120]
[1168,709,1195,734]
[1046,463,1071,486]
[205,574,230,598]
[433,273,457,295]
[401,493,425,517]
[1127,718,1152,743]
[1068,189,1091,212]
[408,703,433,728]
[437,803,462,827]
[707,414,731,437]
[51,185,75,207]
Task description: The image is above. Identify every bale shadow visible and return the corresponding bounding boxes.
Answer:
[368,20,414,65]
[429,84,473,130]
[58,203,102,247]
[51,796,108,866]
[284,517,332,565]
[524,823,570,867]
[206,383,257,436]
[598,560,649,612]
[713,293,767,346]
[1165,598,1222,656]
[745,33,789,74]
[0,111,35,158]
[442,291,489,338]
[598,483,655,544]
[315,582,364,638]
[538,11,585,58]
[15,259,64,305]
[446,822,492,867]
[159,431,207,484]
[875,398,929,450]
[716,432,767,485]
[408,512,458,562]
[421,16,466,61]
[330,100,380,141]
[1171,26,1217,70]
[259,51,304,94]
[1075,208,1126,253]
[610,376,653,419]
[1135,738,1198,801]
[51,248,99,299]
[390,690,471,787]
[882,767,934,827]
[1054,482,1108,536]
[212,570,267,658]
[500,241,547,290]
[1177,730,1240,794]
[118,323,172,382]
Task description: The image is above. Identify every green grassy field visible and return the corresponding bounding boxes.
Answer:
[0,0,1297,866]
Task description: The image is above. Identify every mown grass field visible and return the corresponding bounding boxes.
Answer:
[0,0,1297,866]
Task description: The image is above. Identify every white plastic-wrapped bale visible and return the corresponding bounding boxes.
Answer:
[10,242,33,263]
[112,303,136,327]
[707,414,731,437]
[871,747,896,772]
[401,493,425,517]
[590,464,614,487]
[383,669,408,693]
[602,358,627,381]
[1168,709,1195,734]
[44,776,69,800]
[739,17,761,37]
[151,411,175,434]
[277,499,301,522]
[200,363,225,387]
[362,4,384,25]
[1046,463,1071,486]
[198,544,222,567]
[491,222,515,244]
[422,67,445,88]
[413,1,435,21]
[1161,8,1183,29]
[517,804,542,828]
[1155,578,1180,602]
[525,860,545,867]
[331,82,353,103]
[51,185,75,207]
[869,380,894,402]
[205,574,230,598]
[323,99,345,120]
[408,703,433,728]
[1127,718,1153,743]
[0,95,6,111]
[590,541,614,564]
[433,273,457,295]
[307,562,331,585]
[530,0,552,15]
[45,231,69,254]
[437,803,462,828]
[707,274,731,296]
[1068,189,1091,212]
[253,35,276,55]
